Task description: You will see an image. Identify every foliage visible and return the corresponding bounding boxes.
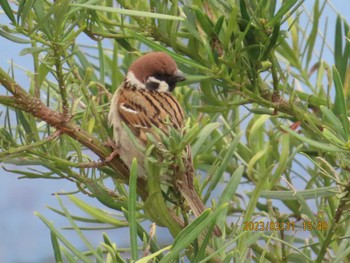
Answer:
[0,0,350,262]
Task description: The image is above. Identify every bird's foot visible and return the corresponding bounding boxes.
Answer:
[102,138,120,163]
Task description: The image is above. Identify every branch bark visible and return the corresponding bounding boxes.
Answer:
[0,67,148,200]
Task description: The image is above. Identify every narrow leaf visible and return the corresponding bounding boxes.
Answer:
[333,66,349,138]
[267,0,298,27]
[35,212,91,262]
[192,122,222,156]
[247,186,339,200]
[305,0,324,66]
[282,126,346,152]
[136,246,171,263]
[68,195,128,227]
[320,105,346,139]
[160,204,227,263]
[204,133,241,201]
[50,231,63,263]
[71,4,184,20]
[129,158,139,261]
[0,0,16,24]
[0,29,31,43]
[127,30,211,72]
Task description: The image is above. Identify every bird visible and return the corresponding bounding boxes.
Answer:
[108,51,221,236]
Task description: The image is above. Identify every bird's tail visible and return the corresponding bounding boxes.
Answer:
[178,173,222,237]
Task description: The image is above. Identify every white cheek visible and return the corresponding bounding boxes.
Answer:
[147,76,169,92]
[158,81,169,92]
[126,71,146,89]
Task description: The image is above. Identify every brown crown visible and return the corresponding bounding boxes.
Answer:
[128,52,178,83]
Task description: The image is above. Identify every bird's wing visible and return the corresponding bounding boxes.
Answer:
[115,87,184,145]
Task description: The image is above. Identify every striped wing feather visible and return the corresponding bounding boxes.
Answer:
[117,88,184,145]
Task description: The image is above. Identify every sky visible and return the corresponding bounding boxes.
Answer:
[0,1,350,262]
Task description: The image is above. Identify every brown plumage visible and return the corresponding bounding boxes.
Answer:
[109,52,221,236]
[116,87,184,144]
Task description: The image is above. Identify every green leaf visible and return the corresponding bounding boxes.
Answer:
[61,246,76,263]
[50,231,63,263]
[101,232,125,263]
[322,127,347,147]
[213,15,225,36]
[192,122,222,156]
[334,15,350,82]
[71,4,184,20]
[218,166,244,206]
[271,133,290,184]
[192,7,215,37]
[0,0,16,24]
[183,74,212,84]
[294,191,323,240]
[305,0,326,67]
[35,212,92,263]
[68,195,128,227]
[57,196,104,262]
[144,151,182,236]
[127,30,211,72]
[160,204,227,263]
[19,47,50,56]
[0,28,31,44]
[238,167,270,254]
[48,206,104,223]
[333,66,349,139]
[32,0,54,39]
[200,81,221,106]
[267,0,298,27]
[216,166,244,228]
[167,0,181,48]
[239,0,250,22]
[194,223,214,262]
[182,6,203,42]
[200,231,249,262]
[282,126,346,152]
[248,114,269,147]
[129,158,139,261]
[263,23,280,60]
[277,39,302,69]
[204,133,241,201]
[98,40,105,84]
[17,0,36,25]
[320,105,346,139]
[247,186,339,200]
[135,246,171,263]
[334,15,343,76]
[247,144,269,179]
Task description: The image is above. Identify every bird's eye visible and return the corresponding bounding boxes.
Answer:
[153,73,170,81]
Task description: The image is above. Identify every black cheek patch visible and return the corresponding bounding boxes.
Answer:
[145,81,160,90]
[168,81,176,91]
[155,74,180,92]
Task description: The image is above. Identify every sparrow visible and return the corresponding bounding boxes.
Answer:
[108,52,221,236]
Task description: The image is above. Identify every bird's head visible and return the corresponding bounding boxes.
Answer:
[126,52,186,92]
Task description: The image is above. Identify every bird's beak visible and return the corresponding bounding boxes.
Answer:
[172,69,186,82]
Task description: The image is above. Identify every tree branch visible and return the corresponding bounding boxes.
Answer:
[0,66,148,200]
